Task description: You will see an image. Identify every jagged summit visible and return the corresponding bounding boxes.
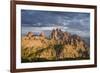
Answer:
[50,28,87,46]
[21,28,89,62]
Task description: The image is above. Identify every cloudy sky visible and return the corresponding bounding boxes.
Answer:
[21,9,90,37]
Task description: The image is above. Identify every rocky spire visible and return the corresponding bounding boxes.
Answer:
[26,32,34,38]
[40,32,45,37]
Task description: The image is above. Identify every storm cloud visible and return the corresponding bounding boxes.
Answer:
[21,9,90,37]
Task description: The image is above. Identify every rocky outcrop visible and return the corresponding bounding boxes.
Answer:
[27,32,34,38]
[21,28,89,62]
[50,28,89,59]
[40,32,45,37]
[51,28,63,40]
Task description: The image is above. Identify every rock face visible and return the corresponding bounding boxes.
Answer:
[27,32,34,38]
[51,28,63,40]
[40,32,45,37]
[50,28,89,59]
[21,28,89,62]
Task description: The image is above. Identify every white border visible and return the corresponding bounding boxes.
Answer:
[16,5,94,69]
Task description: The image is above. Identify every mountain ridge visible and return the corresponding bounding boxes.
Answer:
[21,28,90,62]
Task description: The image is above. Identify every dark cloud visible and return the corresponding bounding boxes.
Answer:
[21,9,90,37]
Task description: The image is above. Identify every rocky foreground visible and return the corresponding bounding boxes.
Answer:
[21,28,89,62]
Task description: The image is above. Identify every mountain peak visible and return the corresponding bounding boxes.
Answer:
[21,28,89,62]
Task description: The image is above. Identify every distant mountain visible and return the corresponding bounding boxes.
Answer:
[21,28,90,62]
